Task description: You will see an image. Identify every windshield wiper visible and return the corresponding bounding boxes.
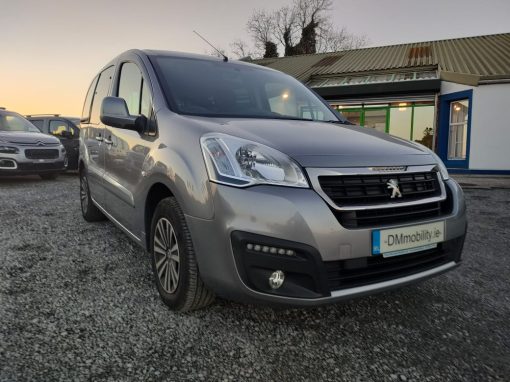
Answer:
[324,119,352,125]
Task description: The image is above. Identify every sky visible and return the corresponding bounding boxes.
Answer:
[1,0,509,116]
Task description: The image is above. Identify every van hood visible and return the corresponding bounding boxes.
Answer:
[186,116,435,167]
[0,131,60,145]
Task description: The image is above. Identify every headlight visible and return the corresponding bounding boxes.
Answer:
[201,133,309,188]
[0,146,19,154]
[414,143,449,180]
[60,144,66,153]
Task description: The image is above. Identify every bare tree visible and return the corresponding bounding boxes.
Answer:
[294,0,331,29]
[230,39,254,59]
[273,6,297,52]
[204,47,227,59]
[316,25,369,53]
[243,0,367,58]
[247,9,278,58]
[283,0,332,55]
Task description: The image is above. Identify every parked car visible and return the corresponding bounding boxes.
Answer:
[79,50,467,311]
[0,108,67,179]
[26,114,80,170]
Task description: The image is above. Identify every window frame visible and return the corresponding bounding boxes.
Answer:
[335,102,435,142]
[82,75,99,122]
[49,119,70,137]
[116,60,153,118]
[447,99,469,160]
[437,89,473,169]
[89,66,115,125]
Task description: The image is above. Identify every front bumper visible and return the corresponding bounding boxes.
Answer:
[0,147,67,175]
[186,178,467,306]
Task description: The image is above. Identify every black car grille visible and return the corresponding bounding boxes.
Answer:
[25,149,59,159]
[325,245,450,291]
[318,171,441,207]
[335,201,450,229]
[318,171,451,229]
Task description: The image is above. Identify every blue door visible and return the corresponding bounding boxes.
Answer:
[437,90,473,169]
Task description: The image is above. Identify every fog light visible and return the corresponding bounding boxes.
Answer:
[269,270,285,289]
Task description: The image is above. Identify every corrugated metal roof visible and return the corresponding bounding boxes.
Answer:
[254,33,510,81]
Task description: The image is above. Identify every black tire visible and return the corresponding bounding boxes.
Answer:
[80,170,105,222]
[40,173,58,180]
[150,197,214,311]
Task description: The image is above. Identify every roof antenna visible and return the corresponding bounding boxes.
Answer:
[193,30,228,62]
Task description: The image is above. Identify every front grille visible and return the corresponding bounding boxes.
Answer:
[325,245,450,291]
[332,182,453,229]
[319,171,441,207]
[336,201,445,228]
[25,149,59,159]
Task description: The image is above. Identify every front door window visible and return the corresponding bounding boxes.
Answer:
[448,99,469,160]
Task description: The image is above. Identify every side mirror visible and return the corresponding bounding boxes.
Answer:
[100,97,146,133]
[60,130,72,139]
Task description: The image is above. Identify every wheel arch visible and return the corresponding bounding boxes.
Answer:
[144,182,175,250]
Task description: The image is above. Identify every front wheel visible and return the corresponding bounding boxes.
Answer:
[150,197,214,311]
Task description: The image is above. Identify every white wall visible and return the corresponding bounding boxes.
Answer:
[441,81,510,171]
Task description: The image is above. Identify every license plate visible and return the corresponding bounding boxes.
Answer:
[372,221,445,257]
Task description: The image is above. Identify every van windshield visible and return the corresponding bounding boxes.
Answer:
[0,113,41,132]
[150,56,342,122]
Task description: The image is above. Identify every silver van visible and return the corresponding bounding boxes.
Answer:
[79,50,466,311]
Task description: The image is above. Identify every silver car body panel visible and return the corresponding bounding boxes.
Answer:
[79,50,467,306]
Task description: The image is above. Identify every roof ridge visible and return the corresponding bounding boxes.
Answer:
[254,32,510,62]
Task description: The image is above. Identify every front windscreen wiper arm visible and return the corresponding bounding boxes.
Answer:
[324,119,352,125]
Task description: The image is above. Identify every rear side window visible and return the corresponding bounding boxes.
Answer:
[82,75,98,121]
[89,66,115,124]
[118,62,152,117]
[49,120,76,138]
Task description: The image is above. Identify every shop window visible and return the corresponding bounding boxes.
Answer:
[389,106,412,139]
[364,109,387,133]
[448,100,469,159]
[341,110,361,125]
[413,106,434,149]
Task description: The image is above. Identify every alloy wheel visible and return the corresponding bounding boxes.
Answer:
[154,218,180,294]
[80,175,89,212]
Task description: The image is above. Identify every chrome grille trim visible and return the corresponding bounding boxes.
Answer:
[307,165,447,211]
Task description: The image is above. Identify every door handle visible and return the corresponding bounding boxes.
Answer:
[104,138,113,145]
[95,135,103,142]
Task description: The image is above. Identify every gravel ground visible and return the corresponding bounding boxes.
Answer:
[0,174,509,382]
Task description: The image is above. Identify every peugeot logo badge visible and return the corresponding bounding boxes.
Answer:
[387,179,402,198]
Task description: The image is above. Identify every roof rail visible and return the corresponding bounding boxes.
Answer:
[0,107,6,110]
[26,114,60,117]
